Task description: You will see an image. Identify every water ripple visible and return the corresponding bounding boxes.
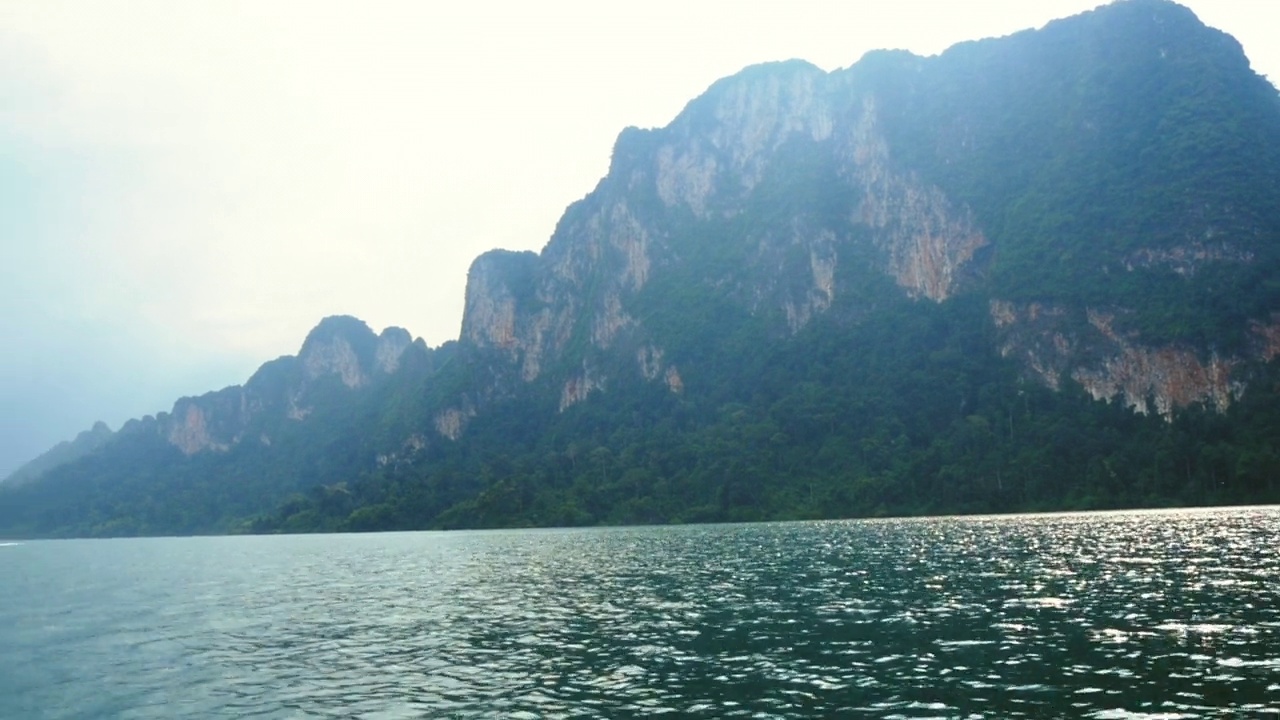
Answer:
[1,507,1278,718]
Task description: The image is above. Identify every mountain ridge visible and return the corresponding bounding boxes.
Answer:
[452,0,1280,423]
[4,0,1280,536]
[1,421,114,487]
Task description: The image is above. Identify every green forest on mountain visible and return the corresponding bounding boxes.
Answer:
[244,293,1280,535]
[6,271,1279,538]
[2,0,1280,538]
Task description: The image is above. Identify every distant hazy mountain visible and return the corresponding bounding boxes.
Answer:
[4,0,1279,537]
[2,421,114,487]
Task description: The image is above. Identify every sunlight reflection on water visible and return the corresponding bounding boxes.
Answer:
[1,507,1278,718]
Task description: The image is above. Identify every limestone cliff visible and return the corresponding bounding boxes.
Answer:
[10,0,1280,537]
[453,61,995,431]
[449,0,1280,436]
[990,301,1267,417]
[140,316,421,456]
[844,96,988,302]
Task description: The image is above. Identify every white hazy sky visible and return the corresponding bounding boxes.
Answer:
[1,0,1276,473]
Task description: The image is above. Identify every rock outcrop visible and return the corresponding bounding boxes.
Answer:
[991,301,1264,417]
[454,60,1000,432]
[9,0,1280,537]
[147,316,420,456]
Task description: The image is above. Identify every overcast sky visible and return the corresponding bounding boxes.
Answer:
[1,0,1275,474]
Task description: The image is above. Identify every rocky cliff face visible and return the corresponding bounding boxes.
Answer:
[447,0,1280,436]
[50,1,1273,461]
[139,316,419,456]
[989,300,1256,416]
[9,0,1280,537]
[844,96,988,302]
[454,61,999,430]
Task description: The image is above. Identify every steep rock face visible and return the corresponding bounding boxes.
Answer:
[301,333,367,388]
[434,405,476,442]
[148,316,420,456]
[1071,310,1242,414]
[454,61,995,429]
[654,62,834,215]
[376,328,413,373]
[652,62,985,303]
[460,195,661,396]
[166,397,232,455]
[989,300,1077,391]
[462,251,532,353]
[780,233,838,332]
[452,0,1280,436]
[844,96,988,301]
[9,0,1280,538]
[297,315,412,389]
[991,301,1253,416]
[1072,346,1240,415]
[560,365,606,411]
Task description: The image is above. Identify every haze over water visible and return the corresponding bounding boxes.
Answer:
[3,508,1278,718]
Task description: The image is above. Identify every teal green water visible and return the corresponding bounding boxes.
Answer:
[2,508,1278,718]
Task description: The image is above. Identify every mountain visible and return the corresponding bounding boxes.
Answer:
[0,317,453,535]
[3,0,1279,537]
[1,421,114,487]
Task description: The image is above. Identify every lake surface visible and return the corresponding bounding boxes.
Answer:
[2,508,1278,719]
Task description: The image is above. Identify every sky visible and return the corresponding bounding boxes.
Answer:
[1,0,1276,475]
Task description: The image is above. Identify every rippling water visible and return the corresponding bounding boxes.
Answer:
[2,507,1279,718]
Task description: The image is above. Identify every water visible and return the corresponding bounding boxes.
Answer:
[2,508,1278,719]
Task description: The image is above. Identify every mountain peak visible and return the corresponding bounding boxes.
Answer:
[294,315,418,386]
[2,420,115,487]
[7,0,1280,536]
[302,314,376,346]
